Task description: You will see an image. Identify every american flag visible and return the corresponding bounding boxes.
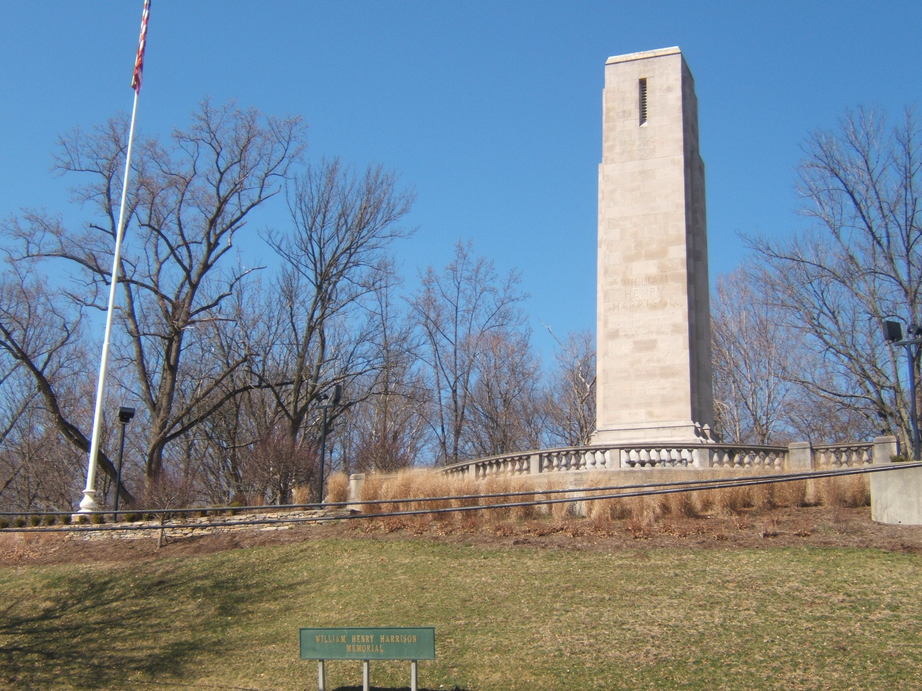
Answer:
[130,0,151,92]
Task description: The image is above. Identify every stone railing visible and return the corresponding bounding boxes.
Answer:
[441,437,898,480]
[813,442,875,467]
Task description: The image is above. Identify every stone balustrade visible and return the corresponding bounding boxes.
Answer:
[813,443,874,467]
[440,437,898,480]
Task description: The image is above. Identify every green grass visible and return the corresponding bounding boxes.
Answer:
[2,538,921,689]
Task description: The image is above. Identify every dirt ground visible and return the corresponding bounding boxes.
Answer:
[2,505,922,567]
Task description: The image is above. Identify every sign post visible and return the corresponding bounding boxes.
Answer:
[300,627,435,691]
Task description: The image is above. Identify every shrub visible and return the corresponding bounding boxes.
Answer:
[816,474,870,508]
[662,485,699,517]
[346,464,874,534]
[586,496,619,526]
[482,476,513,523]
[325,472,349,504]
[774,478,808,507]
[448,476,480,525]
[749,480,776,511]
[508,479,536,522]
[292,484,312,505]
[712,476,752,515]
[624,495,660,535]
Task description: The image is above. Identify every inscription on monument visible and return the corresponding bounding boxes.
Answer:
[611,282,662,310]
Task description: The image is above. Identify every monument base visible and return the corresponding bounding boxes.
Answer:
[591,420,714,446]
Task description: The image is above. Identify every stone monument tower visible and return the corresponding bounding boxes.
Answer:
[592,47,715,445]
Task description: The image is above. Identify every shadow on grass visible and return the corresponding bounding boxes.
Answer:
[0,564,271,688]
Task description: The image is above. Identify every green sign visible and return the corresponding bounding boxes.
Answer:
[300,627,435,660]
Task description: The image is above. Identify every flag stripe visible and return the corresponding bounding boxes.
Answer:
[131,0,151,92]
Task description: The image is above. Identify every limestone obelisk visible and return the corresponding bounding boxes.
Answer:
[592,47,715,445]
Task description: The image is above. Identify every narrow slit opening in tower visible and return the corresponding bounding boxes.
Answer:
[639,78,648,126]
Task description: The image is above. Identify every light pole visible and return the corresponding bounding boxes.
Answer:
[884,320,922,459]
[315,384,342,505]
[113,406,135,518]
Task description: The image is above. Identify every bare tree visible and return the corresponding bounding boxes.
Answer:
[783,379,878,444]
[711,268,796,444]
[339,265,429,473]
[411,242,527,463]
[7,102,303,486]
[0,409,89,511]
[257,159,413,497]
[344,372,429,474]
[466,329,544,456]
[0,332,90,511]
[0,262,132,508]
[543,330,596,447]
[179,280,275,503]
[0,321,34,453]
[750,107,920,449]
[711,267,875,446]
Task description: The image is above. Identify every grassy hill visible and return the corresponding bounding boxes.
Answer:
[2,522,922,690]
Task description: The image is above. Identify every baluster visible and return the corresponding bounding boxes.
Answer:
[640,449,650,467]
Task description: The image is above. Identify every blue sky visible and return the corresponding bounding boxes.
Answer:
[1,1,920,359]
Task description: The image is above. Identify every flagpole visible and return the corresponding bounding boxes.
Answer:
[77,0,150,515]
[77,89,141,514]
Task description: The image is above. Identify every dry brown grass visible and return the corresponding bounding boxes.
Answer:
[814,472,870,508]
[324,472,349,503]
[774,477,809,507]
[352,467,871,531]
[291,485,311,505]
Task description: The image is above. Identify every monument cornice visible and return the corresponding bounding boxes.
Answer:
[605,46,681,66]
